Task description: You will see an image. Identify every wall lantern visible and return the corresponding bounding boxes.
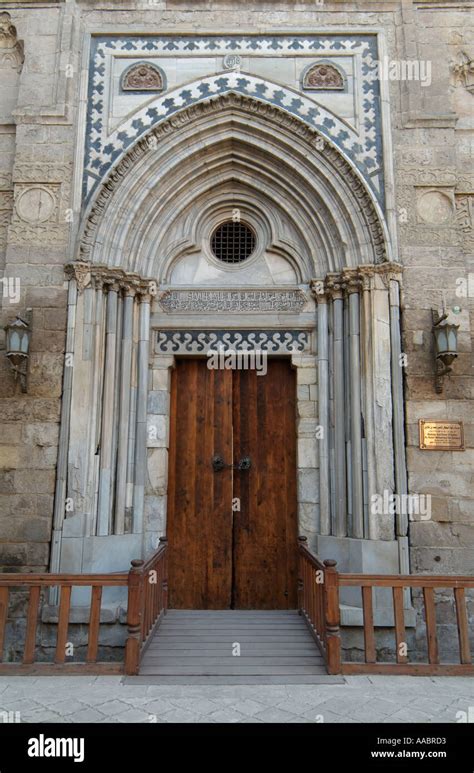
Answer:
[432,310,459,394]
[4,311,31,392]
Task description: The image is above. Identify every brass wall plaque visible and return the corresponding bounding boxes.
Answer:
[419,420,464,451]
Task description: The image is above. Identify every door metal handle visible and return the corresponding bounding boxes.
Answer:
[212,455,251,472]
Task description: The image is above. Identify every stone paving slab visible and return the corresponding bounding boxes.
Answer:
[0,676,472,724]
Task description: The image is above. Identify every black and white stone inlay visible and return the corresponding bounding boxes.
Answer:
[154,329,310,354]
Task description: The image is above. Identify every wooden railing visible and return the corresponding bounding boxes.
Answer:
[0,572,128,674]
[0,540,168,675]
[297,536,341,674]
[298,536,474,676]
[125,538,168,675]
[339,573,474,675]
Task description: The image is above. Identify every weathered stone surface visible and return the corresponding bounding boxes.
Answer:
[297,469,318,505]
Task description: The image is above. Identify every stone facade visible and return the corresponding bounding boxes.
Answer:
[0,1,473,661]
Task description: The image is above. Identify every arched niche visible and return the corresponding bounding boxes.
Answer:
[77,93,392,279]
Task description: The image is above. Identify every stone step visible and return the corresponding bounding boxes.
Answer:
[139,665,328,675]
[141,656,324,666]
[139,610,326,682]
[125,675,345,685]
[146,646,320,655]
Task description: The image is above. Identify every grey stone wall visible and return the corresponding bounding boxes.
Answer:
[0,3,74,572]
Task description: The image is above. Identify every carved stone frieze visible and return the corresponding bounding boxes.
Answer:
[158,288,308,313]
[0,173,12,191]
[395,168,457,188]
[13,162,73,184]
[455,194,474,251]
[0,191,13,211]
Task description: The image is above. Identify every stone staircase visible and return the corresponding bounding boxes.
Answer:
[133,609,344,684]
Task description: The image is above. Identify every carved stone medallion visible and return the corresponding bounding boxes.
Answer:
[122,62,164,92]
[303,62,344,91]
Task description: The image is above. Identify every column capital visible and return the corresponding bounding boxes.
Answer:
[341,268,362,296]
[65,262,158,297]
[103,278,121,294]
[65,261,91,294]
[310,278,328,302]
[357,262,404,290]
[137,278,158,303]
[325,273,344,301]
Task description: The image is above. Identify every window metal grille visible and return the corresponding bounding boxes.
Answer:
[211,222,256,263]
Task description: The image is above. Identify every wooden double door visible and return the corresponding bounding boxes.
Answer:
[167,358,297,609]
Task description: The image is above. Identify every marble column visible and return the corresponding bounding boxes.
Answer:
[133,290,152,535]
[88,275,106,536]
[50,268,79,577]
[97,281,119,536]
[344,272,364,539]
[326,275,347,538]
[312,283,330,535]
[115,284,137,534]
[389,271,410,575]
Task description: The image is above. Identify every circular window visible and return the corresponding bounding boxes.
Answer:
[211,221,256,264]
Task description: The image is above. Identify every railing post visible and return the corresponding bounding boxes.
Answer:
[159,537,168,614]
[323,559,342,674]
[297,536,307,614]
[125,559,144,676]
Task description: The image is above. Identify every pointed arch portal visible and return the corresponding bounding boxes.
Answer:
[52,87,408,616]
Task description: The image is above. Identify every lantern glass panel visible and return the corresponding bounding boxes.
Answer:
[9,330,20,353]
[435,328,448,355]
[447,327,458,352]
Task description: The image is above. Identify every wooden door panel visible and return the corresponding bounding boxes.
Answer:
[167,360,233,608]
[232,360,298,609]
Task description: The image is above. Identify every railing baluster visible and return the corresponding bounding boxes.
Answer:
[0,587,8,663]
[454,587,471,665]
[125,559,145,676]
[323,559,341,674]
[362,586,376,664]
[55,585,72,664]
[393,586,408,664]
[23,586,41,665]
[87,585,103,664]
[423,586,439,665]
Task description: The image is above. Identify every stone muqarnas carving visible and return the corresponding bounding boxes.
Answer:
[302,62,344,91]
[121,62,164,92]
[0,11,24,73]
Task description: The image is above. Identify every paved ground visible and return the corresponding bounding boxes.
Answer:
[0,675,473,723]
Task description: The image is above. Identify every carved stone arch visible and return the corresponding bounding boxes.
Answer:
[77,92,391,278]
